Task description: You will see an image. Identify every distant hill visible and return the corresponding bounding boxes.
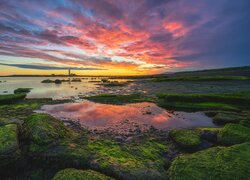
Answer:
[167,66,250,78]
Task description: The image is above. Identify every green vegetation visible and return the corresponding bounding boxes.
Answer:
[169,129,201,150]
[85,94,155,105]
[213,112,245,125]
[24,113,90,167]
[0,98,69,121]
[152,76,249,82]
[0,93,26,105]
[24,113,70,145]
[218,124,250,145]
[14,88,32,94]
[0,124,20,167]
[168,142,250,180]
[87,138,168,179]
[53,169,114,180]
[157,92,250,111]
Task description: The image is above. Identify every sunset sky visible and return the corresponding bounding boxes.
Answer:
[0,0,250,75]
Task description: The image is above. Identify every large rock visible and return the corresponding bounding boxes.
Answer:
[53,168,114,180]
[168,142,250,180]
[24,113,89,167]
[87,139,168,179]
[0,124,20,167]
[169,129,201,151]
[24,113,70,145]
[218,123,250,145]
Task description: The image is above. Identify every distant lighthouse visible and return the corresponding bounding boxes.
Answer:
[68,69,71,76]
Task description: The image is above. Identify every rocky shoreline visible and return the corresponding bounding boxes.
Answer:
[0,91,250,179]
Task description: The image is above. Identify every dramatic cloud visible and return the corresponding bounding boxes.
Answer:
[0,63,106,70]
[0,0,249,75]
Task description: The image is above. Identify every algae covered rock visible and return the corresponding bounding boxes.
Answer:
[53,168,114,180]
[0,124,20,167]
[169,129,201,150]
[24,113,70,145]
[88,139,168,179]
[14,88,32,94]
[41,79,54,83]
[24,113,90,167]
[168,142,250,180]
[213,112,243,125]
[218,123,250,145]
[0,93,26,105]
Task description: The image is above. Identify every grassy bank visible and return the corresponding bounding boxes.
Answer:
[152,76,250,82]
[156,91,250,111]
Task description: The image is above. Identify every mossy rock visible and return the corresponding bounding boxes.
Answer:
[88,139,168,179]
[0,93,26,105]
[213,112,244,125]
[218,123,250,145]
[0,124,20,167]
[41,79,54,83]
[53,168,114,180]
[169,129,201,150]
[168,142,250,180]
[14,88,32,94]
[84,94,154,105]
[24,113,90,167]
[24,113,70,145]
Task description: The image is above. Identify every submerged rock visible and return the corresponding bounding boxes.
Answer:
[53,168,114,180]
[0,124,20,167]
[169,129,201,151]
[168,142,250,179]
[218,123,250,145]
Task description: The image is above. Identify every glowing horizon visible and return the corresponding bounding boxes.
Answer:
[0,0,250,75]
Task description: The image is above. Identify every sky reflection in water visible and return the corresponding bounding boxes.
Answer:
[39,101,216,132]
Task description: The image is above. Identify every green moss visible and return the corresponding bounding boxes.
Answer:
[25,114,90,167]
[0,124,20,167]
[218,124,250,145]
[85,94,155,104]
[0,98,69,121]
[168,142,250,180]
[24,113,70,145]
[169,129,201,150]
[158,102,238,111]
[152,76,249,82]
[0,93,26,105]
[53,169,114,180]
[87,139,168,179]
[213,112,245,125]
[157,92,250,111]
[14,88,32,94]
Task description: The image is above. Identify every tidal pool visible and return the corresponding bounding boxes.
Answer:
[38,101,216,134]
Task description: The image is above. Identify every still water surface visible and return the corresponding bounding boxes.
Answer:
[38,101,216,133]
[0,77,99,99]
